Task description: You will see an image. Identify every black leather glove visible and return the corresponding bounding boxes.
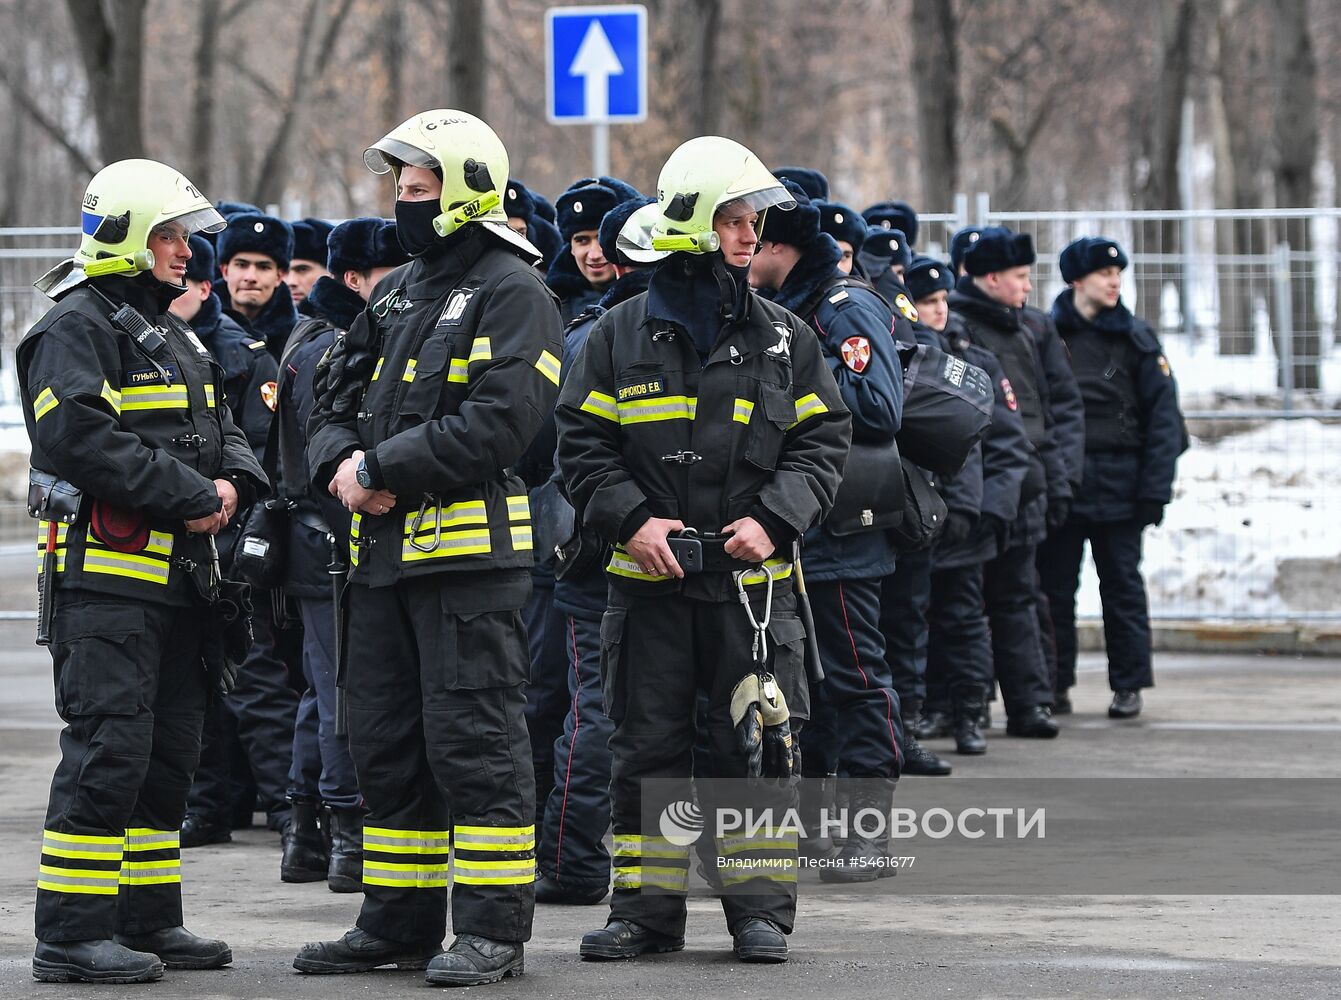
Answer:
[731,677,766,778]
[940,511,976,548]
[1134,500,1166,527]
[1046,497,1071,533]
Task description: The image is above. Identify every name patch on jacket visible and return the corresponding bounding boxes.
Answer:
[436,288,477,327]
[617,378,665,401]
[123,364,180,386]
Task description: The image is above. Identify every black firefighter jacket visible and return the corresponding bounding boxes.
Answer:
[555,269,852,604]
[306,227,562,600]
[18,276,267,605]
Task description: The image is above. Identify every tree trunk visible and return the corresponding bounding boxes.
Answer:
[381,2,404,128]
[66,0,147,162]
[189,0,222,190]
[910,0,958,212]
[1132,0,1195,330]
[693,0,722,135]
[1270,0,1319,390]
[448,0,487,118]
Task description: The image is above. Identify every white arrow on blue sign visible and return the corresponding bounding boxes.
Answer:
[545,5,647,124]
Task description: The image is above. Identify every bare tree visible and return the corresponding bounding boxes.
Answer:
[66,0,147,162]
[188,0,246,191]
[449,0,488,118]
[1131,0,1196,329]
[1270,0,1319,389]
[910,0,958,213]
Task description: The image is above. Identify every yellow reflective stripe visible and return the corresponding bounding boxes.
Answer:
[580,390,619,422]
[364,861,450,874]
[790,392,828,427]
[36,522,71,547]
[452,825,536,851]
[534,350,561,386]
[34,387,59,421]
[364,827,453,854]
[721,865,798,886]
[371,357,385,381]
[42,830,123,859]
[404,501,489,535]
[120,385,190,410]
[37,867,122,894]
[717,828,799,855]
[469,337,492,364]
[401,529,492,561]
[204,384,216,408]
[363,859,450,887]
[88,528,173,559]
[349,511,362,568]
[612,866,689,891]
[124,828,179,851]
[510,526,533,550]
[100,380,122,414]
[739,558,793,586]
[83,551,170,585]
[607,547,671,583]
[448,358,470,383]
[452,857,535,885]
[617,395,696,425]
[733,398,755,425]
[612,834,690,860]
[402,358,418,382]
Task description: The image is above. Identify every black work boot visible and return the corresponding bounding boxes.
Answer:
[732,917,788,963]
[1053,688,1073,714]
[293,927,440,974]
[913,707,953,740]
[819,779,895,884]
[900,733,953,775]
[115,926,231,970]
[1006,705,1060,738]
[579,919,685,960]
[425,935,524,986]
[33,939,163,984]
[1109,689,1143,719]
[282,800,329,883]
[535,874,609,905]
[954,699,988,755]
[325,807,363,893]
[180,812,231,848]
[798,774,839,860]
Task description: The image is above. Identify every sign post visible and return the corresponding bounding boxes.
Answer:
[546,5,647,177]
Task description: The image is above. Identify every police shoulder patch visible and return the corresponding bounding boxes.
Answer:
[1157,355,1172,378]
[840,336,872,373]
[260,380,278,411]
[1001,377,1018,411]
[894,292,919,323]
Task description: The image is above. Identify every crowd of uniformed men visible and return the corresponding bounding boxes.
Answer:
[18,107,1186,986]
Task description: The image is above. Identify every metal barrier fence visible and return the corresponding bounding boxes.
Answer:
[2,204,1339,622]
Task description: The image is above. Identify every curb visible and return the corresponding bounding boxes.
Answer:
[1078,620,1341,657]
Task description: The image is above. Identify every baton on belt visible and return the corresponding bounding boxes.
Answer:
[791,541,824,684]
[36,520,58,646]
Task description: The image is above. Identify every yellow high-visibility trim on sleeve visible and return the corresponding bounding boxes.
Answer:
[790,392,829,427]
[100,381,122,414]
[469,337,492,364]
[580,390,619,423]
[204,384,216,408]
[448,358,470,383]
[34,387,60,421]
[534,350,561,386]
[371,357,385,381]
[402,358,418,383]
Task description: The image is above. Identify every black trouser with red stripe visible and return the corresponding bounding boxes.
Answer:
[537,611,613,889]
[524,582,571,835]
[36,590,207,943]
[809,578,903,779]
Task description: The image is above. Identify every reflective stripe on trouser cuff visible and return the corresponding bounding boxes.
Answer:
[612,834,691,861]
[363,860,450,888]
[363,827,452,855]
[120,860,182,885]
[37,866,122,895]
[452,857,535,886]
[716,828,799,856]
[453,824,536,852]
[41,829,123,861]
[124,827,180,852]
[612,865,689,892]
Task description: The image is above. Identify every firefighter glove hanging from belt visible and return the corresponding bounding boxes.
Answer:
[729,564,800,782]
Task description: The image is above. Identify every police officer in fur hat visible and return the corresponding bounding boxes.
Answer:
[817,201,866,275]
[286,217,335,308]
[546,176,643,324]
[1038,237,1187,719]
[217,212,300,357]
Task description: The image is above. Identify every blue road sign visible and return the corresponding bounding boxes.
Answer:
[546,5,647,124]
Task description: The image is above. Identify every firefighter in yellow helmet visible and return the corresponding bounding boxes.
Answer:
[556,137,851,963]
[19,158,266,983]
[294,110,562,987]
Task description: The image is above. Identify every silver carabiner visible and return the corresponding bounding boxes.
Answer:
[407,497,443,553]
[733,561,776,665]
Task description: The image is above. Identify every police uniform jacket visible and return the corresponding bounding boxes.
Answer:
[1051,289,1187,522]
[931,314,1032,570]
[949,280,1071,547]
[556,256,852,604]
[1022,304,1086,498]
[766,241,902,583]
[276,277,361,599]
[18,275,266,606]
[190,291,277,461]
[307,226,563,598]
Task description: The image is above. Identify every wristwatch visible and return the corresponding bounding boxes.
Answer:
[355,455,373,489]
